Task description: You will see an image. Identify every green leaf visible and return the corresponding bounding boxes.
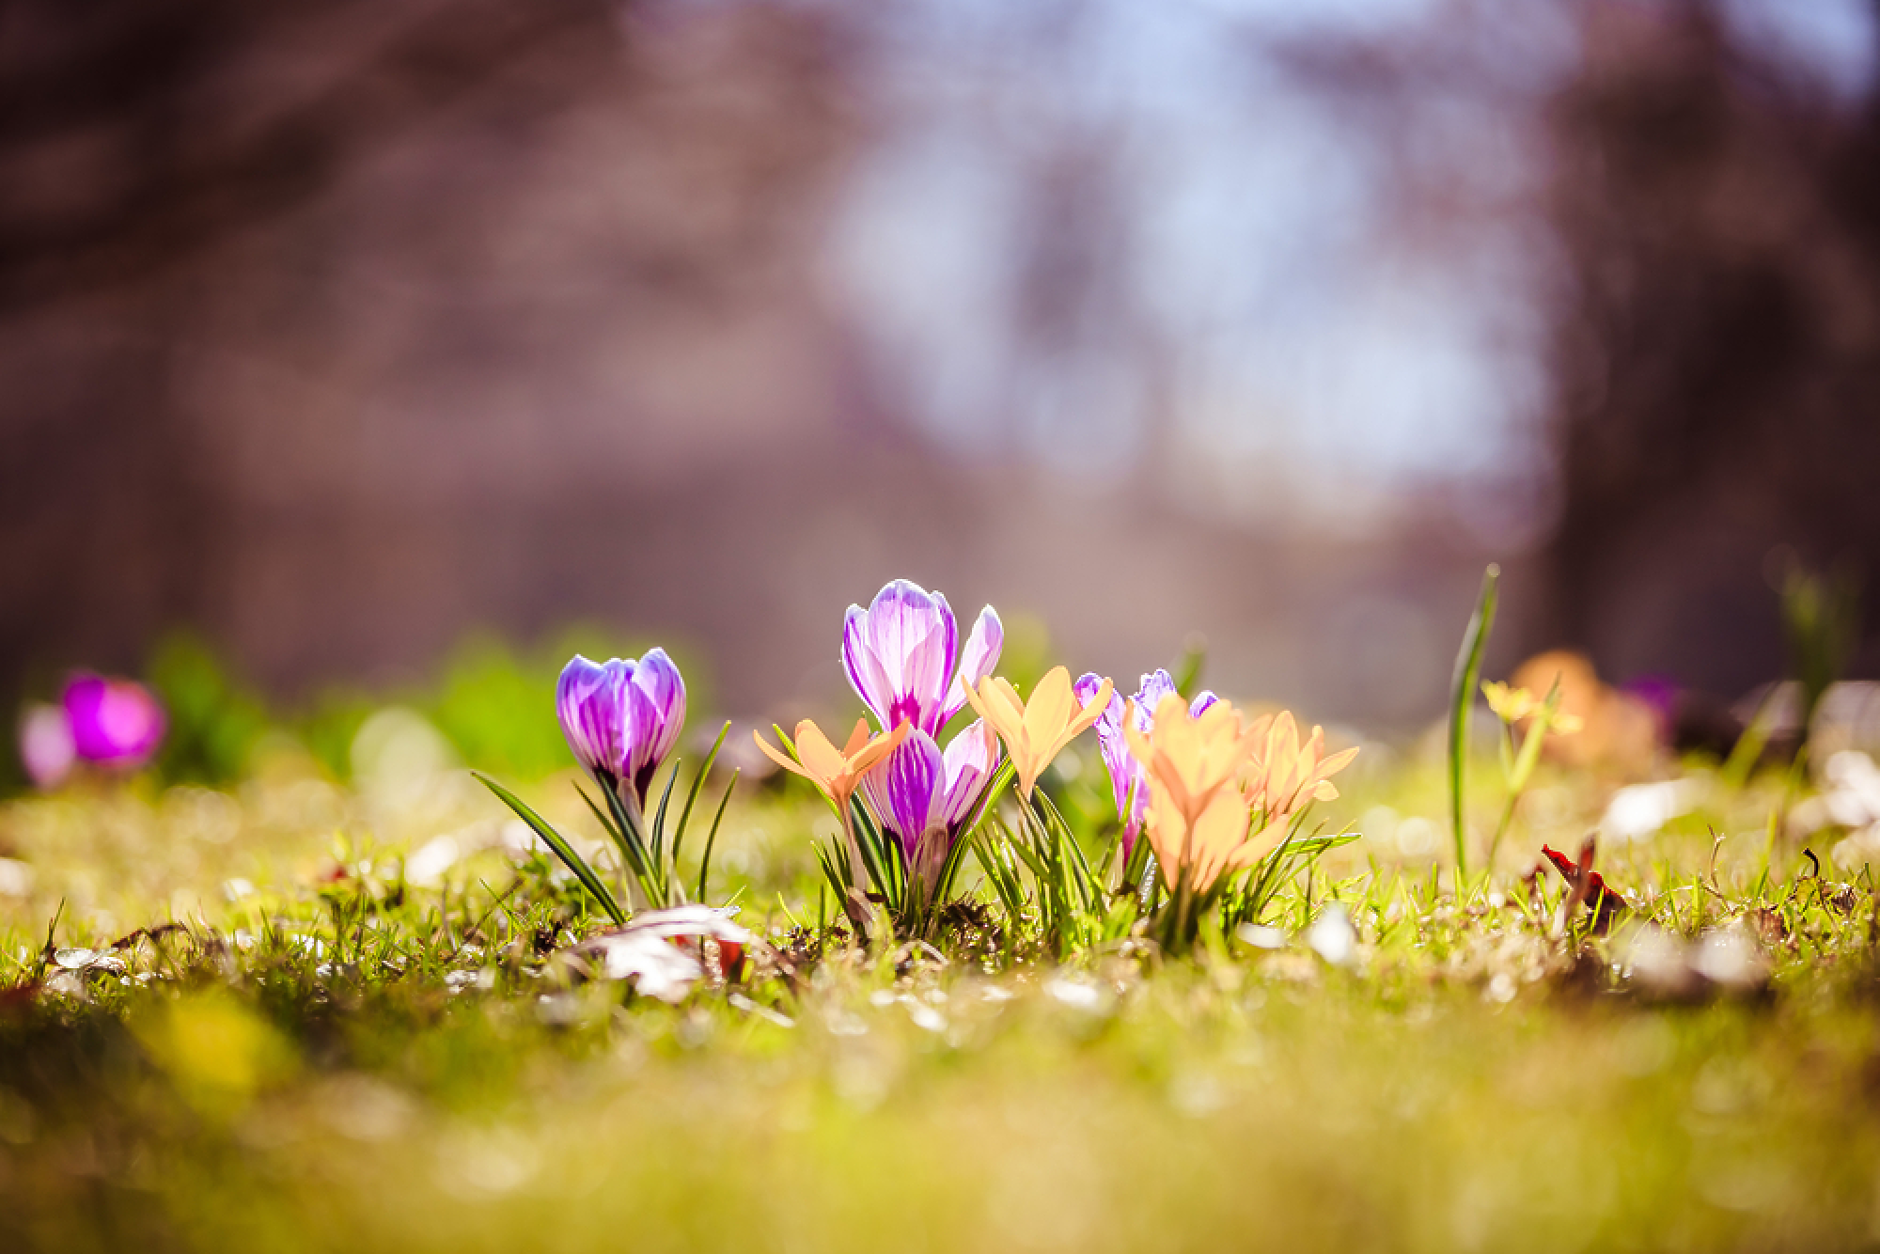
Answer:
[672,721,731,869]
[576,784,647,882]
[1447,565,1499,878]
[474,773,626,925]
[695,767,738,903]
[650,761,680,866]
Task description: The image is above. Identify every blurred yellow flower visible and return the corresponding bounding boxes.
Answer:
[753,717,908,811]
[1482,680,1583,735]
[963,666,1112,798]
[1482,681,1537,723]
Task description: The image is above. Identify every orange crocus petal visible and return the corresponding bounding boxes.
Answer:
[792,720,849,785]
[753,717,912,808]
[1318,744,1360,780]
[753,730,813,781]
[848,719,912,774]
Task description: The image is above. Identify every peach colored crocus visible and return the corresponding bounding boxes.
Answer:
[1244,711,1358,822]
[752,717,910,813]
[962,666,1113,799]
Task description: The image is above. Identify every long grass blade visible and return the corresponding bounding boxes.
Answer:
[474,773,626,925]
[1448,564,1499,879]
[650,762,680,865]
[575,783,644,880]
[672,721,731,869]
[694,767,738,903]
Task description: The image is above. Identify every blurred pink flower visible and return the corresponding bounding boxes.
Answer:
[61,674,166,770]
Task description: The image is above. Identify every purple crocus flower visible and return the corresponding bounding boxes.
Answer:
[1074,669,1218,858]
[843,579,1002,737]
[859,719,999,892]
[556,649,687,811]
[61,674,165,771]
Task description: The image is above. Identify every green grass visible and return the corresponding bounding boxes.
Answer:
[1,733,1877,1253]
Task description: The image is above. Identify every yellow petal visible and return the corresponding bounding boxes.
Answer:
[1022,667,1078,755]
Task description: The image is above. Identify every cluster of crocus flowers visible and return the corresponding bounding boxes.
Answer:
[1123,695,1356,896]
[19,673,167,788]
[759,580,1010,896]
[556,649,687,821]
[1076,669,1216,858]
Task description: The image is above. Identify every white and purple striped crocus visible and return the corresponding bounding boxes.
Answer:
[60,674,166,772]
[859,719,1000,892]
[1075,669,1217,858]
[556,649,686,814]
[843,579,1002,738]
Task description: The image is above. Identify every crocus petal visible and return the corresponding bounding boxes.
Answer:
[842,605,900,728]
[1073,672,1114,725]
[1189,690,1219,717]
[874,581,958,734]
[843,582,959,734]
[753,729,813,782]
[1021,667,1079,758]
[860,729,947,858]
[790,721,850,783]
[1079,672,1139,835]
[943,607,1004,724]
[1136,670,1178,726]
[557,655,627,782]
[939,719,998,831]
[632,648,687,768]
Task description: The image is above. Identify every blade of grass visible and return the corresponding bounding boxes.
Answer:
[694,767,738,903]
[576,784,647,882]
[1448,564,1499,880]
[649,762,680,868]
[671,721,731,869]
[474,773,626,925]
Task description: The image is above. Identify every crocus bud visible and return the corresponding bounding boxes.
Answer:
[556,649,687,807]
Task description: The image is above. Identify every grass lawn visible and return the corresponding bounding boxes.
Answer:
[1,726,1876,1253]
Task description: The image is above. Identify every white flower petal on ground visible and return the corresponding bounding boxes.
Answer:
[1599,779,1702,842]
[1305,904,1356,966]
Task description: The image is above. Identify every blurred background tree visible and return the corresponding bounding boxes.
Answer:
[0,0,1875,769]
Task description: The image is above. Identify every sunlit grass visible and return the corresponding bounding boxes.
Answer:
[0,725,1875,1251]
